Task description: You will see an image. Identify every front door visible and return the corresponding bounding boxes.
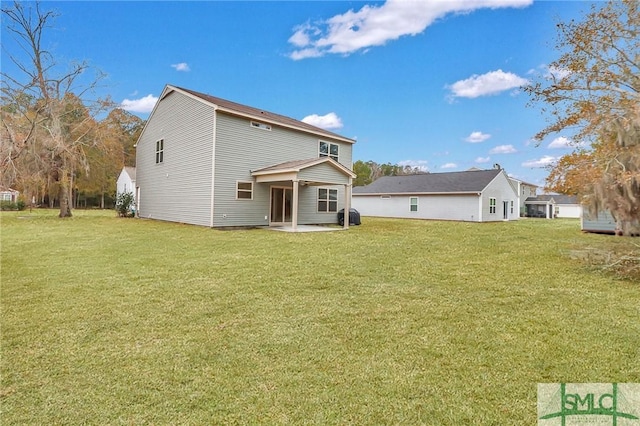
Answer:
[270,187,292,225]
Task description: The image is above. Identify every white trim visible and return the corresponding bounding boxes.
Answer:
[210,108,217,227]
[236,180,253,200]
[319,140,339,162]
[410,196,418,212]
[317,187,338,213]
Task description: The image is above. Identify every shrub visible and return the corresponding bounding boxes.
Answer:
[115,192,135,217]
[1,201,15,211]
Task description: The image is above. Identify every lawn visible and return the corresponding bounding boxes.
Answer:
[1,210,638,424]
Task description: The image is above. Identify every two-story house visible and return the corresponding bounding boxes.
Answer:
[135,85,356,229]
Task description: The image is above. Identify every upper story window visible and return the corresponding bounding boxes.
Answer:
[155,139,164,164]
[489,198,496,214]
[251,121,271,131]
[319,141,339,162]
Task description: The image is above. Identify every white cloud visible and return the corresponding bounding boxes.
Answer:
[447,69,530,99]
[522,155,558,168]
[475,156,491,163]
[465,131,491,143]
[301,112,343,130]
[288,0,532,60]
[120,94,158,113]
[489,144,517,154]
[441,163,457,169]
[398,159,429,172]
[547,136,573,149]
[171,63,190,72]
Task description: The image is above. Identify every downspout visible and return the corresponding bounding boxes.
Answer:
[210,107,217,228]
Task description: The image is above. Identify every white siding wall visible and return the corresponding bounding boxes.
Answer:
[136,92,214,226]
[213,113,352,227]
[556,204,582,218]
[480,172,518,222]
[352,194,481,221]
[116,171,135,201]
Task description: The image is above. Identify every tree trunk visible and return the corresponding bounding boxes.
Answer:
[100,192,105,209]
[58,169,72,218]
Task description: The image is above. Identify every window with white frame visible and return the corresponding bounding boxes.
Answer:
[489,198,496,214]
[510,200,514,214]
[410,197,418,212]
[155,139,164,164]
[319,141,339,162]
[318,188,338,212]
[250,121,271,131]
[236,181,253,200]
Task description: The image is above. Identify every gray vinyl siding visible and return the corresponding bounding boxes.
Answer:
[136,92,213,226]
[212,112,352,227]
[480,172,518,221]
[581,210,616,233]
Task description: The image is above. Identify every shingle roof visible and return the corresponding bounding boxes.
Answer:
[171,86,355,144]
[352,169,502,194]
[123,166,136,181]
[525,194,578,204]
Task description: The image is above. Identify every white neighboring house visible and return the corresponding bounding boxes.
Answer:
[524,194,582,218]
[0,187,19,203]
[116,166,136,203]
[351,168,519,222]
[508,178,538,217]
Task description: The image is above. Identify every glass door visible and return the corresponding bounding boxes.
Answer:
[270,187,292,224]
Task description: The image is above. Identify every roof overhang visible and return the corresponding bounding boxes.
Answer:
[252,157,355,185]
[352,191,481,196]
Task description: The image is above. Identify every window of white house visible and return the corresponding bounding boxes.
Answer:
[251,121,271,131]
[510,200,514,214]
[489,198,496,214]
[319,141,339,162]
[318,188,338,212]
[155,139,164,164]
[0,193,11,202]
[236,181,253,200]
[410,197,418,212]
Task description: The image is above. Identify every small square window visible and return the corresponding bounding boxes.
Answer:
[237,181,253,200]
[318,188,338,212]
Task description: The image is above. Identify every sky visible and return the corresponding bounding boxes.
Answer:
[1,0,597,188]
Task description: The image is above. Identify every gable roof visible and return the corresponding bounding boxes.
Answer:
[123,166,136,181]
[252,157,356,178]
[164,85,355,144]
[352,169,503,195]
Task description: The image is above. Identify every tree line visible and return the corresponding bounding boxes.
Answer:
[1,2,143,215]
[352,160,427,187]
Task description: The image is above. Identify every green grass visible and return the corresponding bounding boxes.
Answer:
[1,210,638,424]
